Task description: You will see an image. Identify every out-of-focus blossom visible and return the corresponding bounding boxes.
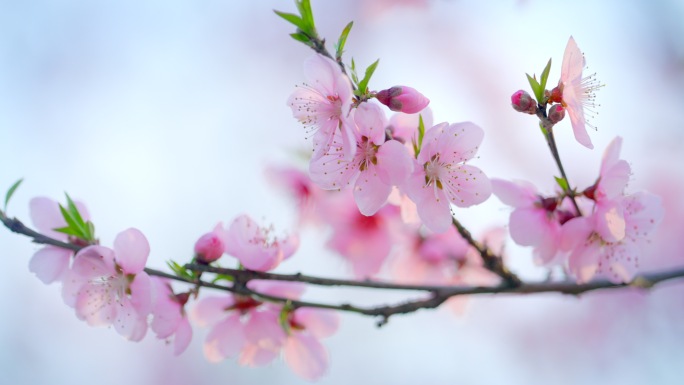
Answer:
[194,225,225,264]
[150,277,192,355]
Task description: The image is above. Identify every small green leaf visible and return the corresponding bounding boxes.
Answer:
[417,114,426,148]
[290,32,312,45]
[350,58,359,84]
[355,59,380,97]
[278,301,294,335]
[526,73,543,102]
[539,58,552,94]
[53,226,82,238]
[65,194,86,231]
[274,10,307,31]
[58,204,86,239]
[4,178,23,211]
[211,274,235,284]
[167,260,194,280]
[554,176,569,192]
[335,21,353,60]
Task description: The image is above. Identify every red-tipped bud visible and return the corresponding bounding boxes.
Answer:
[194,232,225,263]
[556,209,576,225]
[583,181,599,201]
[548,104,565,124]
[511,90,536,114]
[376,86,429,113]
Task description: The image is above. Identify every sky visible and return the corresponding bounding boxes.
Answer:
[1,1,684,384]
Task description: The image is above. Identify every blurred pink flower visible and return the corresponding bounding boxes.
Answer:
[309,102,413,215]
[150,277,192,355]
[28,197,90,284]
[288,54,356,161]
[403,122,492,232]
[491,179,569,265]
[558,36,602,149]
[63,228,152,341]
[283,308,339,381]
[266,166,325,225]
[194,225,225,264]
[217,215,299,272]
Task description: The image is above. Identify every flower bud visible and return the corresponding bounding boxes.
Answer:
[548,104,566,124]
[376,86,429,114]
[511,90,536,114]
[194,232,225,263]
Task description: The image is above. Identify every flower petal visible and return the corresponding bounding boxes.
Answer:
[29,246,71,284]
[113,228,150,274]
[284,334,329,381]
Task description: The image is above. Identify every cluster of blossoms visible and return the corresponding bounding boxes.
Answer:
[289,54,491,234]
[27,197,335,380]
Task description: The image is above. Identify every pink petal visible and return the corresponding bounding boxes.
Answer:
[439,122,485,163]
[568,242,600,283]
[566,104,594,149]
[239,343,280,368]
[404,172,451,233]
[600,136,623,175]
[509,208,549,246]
[129,271,152,318]
[599,160,630,199]
[113,228,150,274]
[248,280,306,301]
[354,166,392,216]
[191,296,235,327]
[416,122,449,164]
[560,216,593,251]
[129,317,148,342]
[173,317,193,356]
[114,298,143,340]
[29,246,71,284]
[71,245,115,278]
[284,334,329,381]
[445,164,492,207]
[75,282,117,326]
[560,36,585,84]
[203,314,245,362]
[594,199,626,243]
[61,268,89,308]
[308,129,358,190]
[29,197,66,240]
[294,308,339,339]
[624,192,664,236]
[604,242,639,283]
[375,140,414,186]
[388,107,433,143]
[490,179,537,207]
[354,102,387,145]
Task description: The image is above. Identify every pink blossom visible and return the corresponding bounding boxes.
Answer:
[266,166,325,225]
[63,228,152,341]
[402,122,492,233]
[557,36,603,149]
[322,191,404,278]
[388,106,433,148]
[562,192,664,283]
[28,197,90,284]
[375,86,430,113]
[283,308,339,381]
[217,215,299,272]
[288,54,356,161]
[191,281,305,367]
[150,277,192,355]
[491,179,570,265]
[194,225,225,263]
[309,102,414,215]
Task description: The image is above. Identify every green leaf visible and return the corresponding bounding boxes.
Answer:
[290,32,312,45]
[295,0,315,33]
[526,73,543,102]
[211,274,235,284]
[417,114,426,148]
[554,176,569,192]
[65,194,86,231]
[167,260,194,280]
[335,21,354,60]
[53,226,82,238]
[355,59,380,97]
[58,203,86,239]
[4,178,23,211]
[350,58,359,84]
[278,301,294,335]
[539,58,552,94]
[274,10,307,31]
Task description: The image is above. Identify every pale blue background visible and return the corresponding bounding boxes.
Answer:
[1,1,684,384]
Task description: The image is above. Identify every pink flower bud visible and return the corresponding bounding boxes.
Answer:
[194,232,225,263]
[376,86,429,114]
[511,90,535,114]
[548,104,566,124]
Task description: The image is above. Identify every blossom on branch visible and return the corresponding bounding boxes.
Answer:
[402,122,492,232]
[150,277,192,355]
[62,228,152,341]
[288,54,356,161]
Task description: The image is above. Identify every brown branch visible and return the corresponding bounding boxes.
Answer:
[4,209,684,325]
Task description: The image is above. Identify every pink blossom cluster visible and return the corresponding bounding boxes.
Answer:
[492,137,664,283]
[289,54,491,234]
[27,199,336,380]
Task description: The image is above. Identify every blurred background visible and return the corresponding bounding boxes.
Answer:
[1,0,684,384]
